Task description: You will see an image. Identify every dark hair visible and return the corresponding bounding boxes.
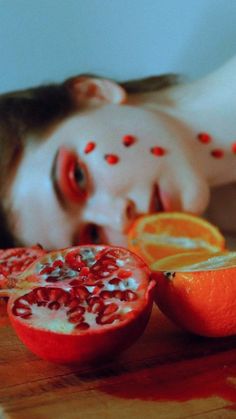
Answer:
[0,73,178,248]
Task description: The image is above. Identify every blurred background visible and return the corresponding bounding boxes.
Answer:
[1,0,236,93]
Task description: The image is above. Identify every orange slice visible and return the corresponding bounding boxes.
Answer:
[127,212,225,264]
[151,250,236,337]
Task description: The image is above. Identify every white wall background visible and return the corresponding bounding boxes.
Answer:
[1,0,236,93]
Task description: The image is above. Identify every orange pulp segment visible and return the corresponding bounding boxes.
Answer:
[127,212,225,264]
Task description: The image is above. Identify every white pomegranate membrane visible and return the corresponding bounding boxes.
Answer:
[11,246,150,334]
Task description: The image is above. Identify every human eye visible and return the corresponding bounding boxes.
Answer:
[52,147,89,206]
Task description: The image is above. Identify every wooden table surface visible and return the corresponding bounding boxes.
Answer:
[1,296,236,419]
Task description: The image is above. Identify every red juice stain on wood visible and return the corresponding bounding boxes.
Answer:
[99,349,236,406]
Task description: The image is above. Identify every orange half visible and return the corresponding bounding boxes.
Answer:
[127,212,225,264]
[152,250,236,337]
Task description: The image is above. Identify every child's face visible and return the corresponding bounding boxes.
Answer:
[9,103,210,249]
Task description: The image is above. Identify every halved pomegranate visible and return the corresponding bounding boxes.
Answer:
[0,245,46,297]
[7,245,155,364]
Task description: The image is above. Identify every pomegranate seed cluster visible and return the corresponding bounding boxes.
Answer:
[12,247,142,333]
[0,248,43,277]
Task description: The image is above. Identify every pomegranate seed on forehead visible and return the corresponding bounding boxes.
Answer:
[197,132,212,143]
[104,154,120,165]
[211,149,224,158]
[150,146,166,157]
[84,141,96,154]
[122,135,136,147]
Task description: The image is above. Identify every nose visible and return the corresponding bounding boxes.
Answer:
[83,196,137,233]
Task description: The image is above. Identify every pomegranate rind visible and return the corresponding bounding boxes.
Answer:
[8,245,155,364]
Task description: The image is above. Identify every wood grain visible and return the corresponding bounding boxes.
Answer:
[1,298,236,419]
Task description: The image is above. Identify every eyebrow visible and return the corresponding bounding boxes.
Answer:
[50,150,67,211]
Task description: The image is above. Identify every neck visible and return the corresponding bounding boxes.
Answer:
[137,57,236,186]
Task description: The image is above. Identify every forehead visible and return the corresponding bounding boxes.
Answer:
[52,104,162,142]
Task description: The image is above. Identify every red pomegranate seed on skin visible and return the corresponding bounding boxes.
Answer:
[197,132,212,143]
[122,135,136,147]
[151,146,166,157]
[211,149,224,158]
[104,154,120,165]
[84,141,96,154]
[231,142,236,154]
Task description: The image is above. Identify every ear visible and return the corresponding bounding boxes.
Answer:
[68,76,127,106]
